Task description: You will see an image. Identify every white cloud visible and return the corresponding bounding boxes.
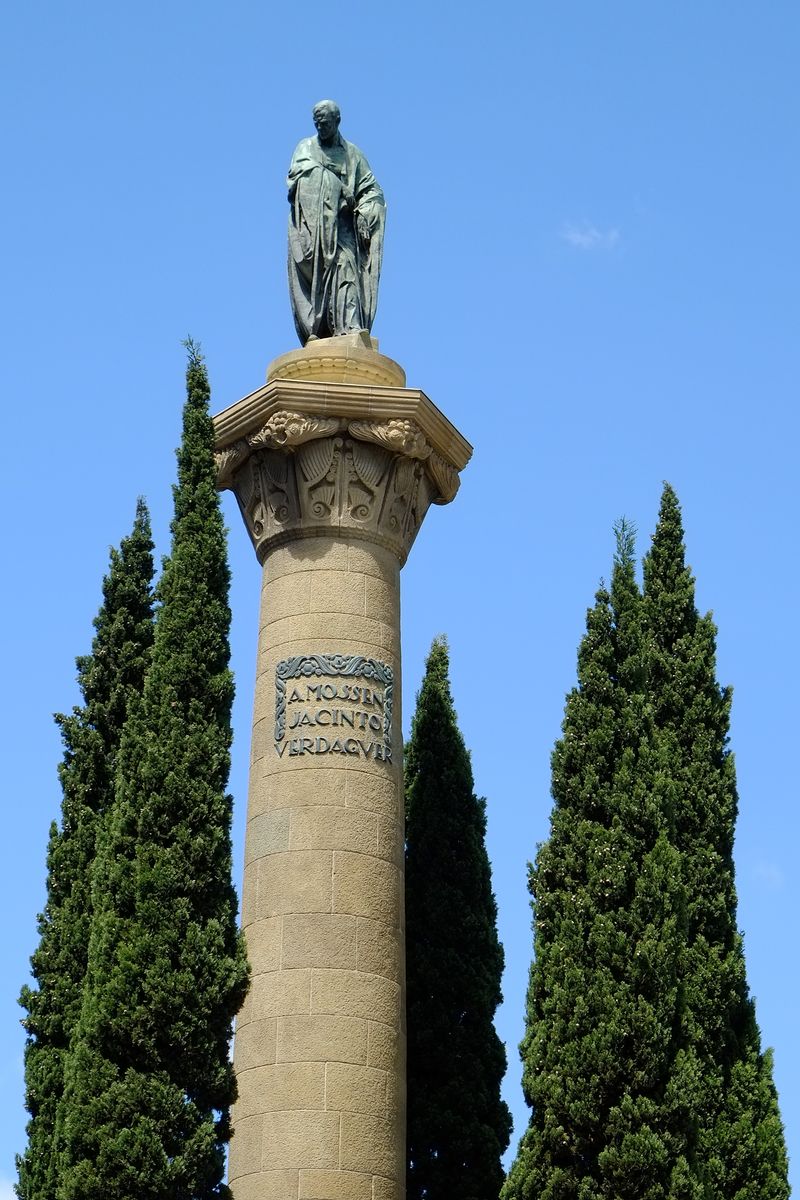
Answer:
[752,858,784,891]
[561,221,620,250]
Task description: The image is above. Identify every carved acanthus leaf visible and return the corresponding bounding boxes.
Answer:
[426,450,460,502]
[249,410,344,449]
[347,418,431,461]
[214,438,250,488]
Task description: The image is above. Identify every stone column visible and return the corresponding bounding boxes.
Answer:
[213,334,471,1200]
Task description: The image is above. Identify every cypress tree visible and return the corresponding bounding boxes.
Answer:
[503,526,699,1200]
[57,343,249,1199]
[642,484,789,1200]
[405,636,511,1200]
[17,502,155,1200]
[506,493,790,1199]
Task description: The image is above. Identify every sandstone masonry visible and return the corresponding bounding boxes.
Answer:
[214,333,471,1200]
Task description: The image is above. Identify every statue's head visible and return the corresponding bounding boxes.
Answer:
[312,100,341,144]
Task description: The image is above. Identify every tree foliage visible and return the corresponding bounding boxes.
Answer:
[18,502,155,1200]
[642,485,789,1200]
[56,344,249,1199]
[405,636,511,1200]
[503,524,697,1200]
[504,490,789,1199]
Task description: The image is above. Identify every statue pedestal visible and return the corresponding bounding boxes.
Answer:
[267,331,406,388]
[214,341,471,1200]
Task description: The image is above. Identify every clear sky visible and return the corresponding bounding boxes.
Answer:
[2,2,798,1195]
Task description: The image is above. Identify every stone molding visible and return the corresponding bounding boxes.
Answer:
[213,378,472,472]
[213,380,471,566]
[267,332,407,388]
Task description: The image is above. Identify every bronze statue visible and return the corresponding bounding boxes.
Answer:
[287,101,385,345]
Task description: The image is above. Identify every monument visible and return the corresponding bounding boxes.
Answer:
[287,99,385,346]
[213,103,472,1200]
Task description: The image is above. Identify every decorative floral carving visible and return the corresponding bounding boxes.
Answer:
[348,418,431,460]
[214,438,250,488]
[426,450,460,503]
[239,457,266,540]
[298,438,339,520]
[260,452,292,524]
[249,411,344,449]
[347,441,390,523]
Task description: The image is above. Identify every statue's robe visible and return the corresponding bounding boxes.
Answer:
[287,133,385,345]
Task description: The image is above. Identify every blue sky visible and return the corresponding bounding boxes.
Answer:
[1,2,798,1194]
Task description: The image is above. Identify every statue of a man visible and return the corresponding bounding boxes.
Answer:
[287,100,386,345]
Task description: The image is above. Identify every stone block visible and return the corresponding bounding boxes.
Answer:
[299,1169,372,1200]
[250,969,312,1018]
[364,576,398,624]
[356,919,403,983]
[244,917,282,975]
[347,542,398,584]
[241,860,258,927]
[247,809,290,861]
[237,1061,326,1116]
[310,570,366,616]
[385,1072,406,1125]
[340,1112,401,1178]
[311,970,400,1026]
[251,716,272,766]
[265,611,385,653]
[234,1018,277,1071]
[266,538,350,580]
[332,853,401,924]
[366,1022,401,1072]
[229,1113,264,1177]
[246,758,272,819]
[371,1177,403,1200]
[232,1171,299,1200]
[278,1014,368,1065]
[344,772,399,822]
[262,1110,341,1170]
[282,913,358,971]
[260,569,312,629]
[258,850,333,917]
[252,767,348,814]
[375,815,403,864]
[325,1062,387,1116]
[290,807,378,855]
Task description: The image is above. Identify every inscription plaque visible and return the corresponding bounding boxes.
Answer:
[275,653,394,762]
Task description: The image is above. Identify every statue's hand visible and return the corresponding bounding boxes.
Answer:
[341,185,355,208]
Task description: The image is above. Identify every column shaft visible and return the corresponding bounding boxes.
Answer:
[213,348,471,1200]
[229,535,405,1200]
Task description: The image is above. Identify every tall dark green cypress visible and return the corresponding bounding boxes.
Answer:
[642,485,789,1200]
[503,526,700,1200]
[405,636,511,1200]
[57,343,249,1199]
[506,493,789,1199]
[17,501,155,1200]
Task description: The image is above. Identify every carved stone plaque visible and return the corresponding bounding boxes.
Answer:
[274,654,394,762]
